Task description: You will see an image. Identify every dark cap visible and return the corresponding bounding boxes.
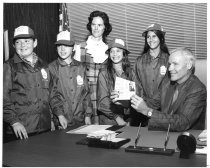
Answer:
[13,26,35,40]
[142,23,166,37]
[107,38,130,54]
[55,31,75,46]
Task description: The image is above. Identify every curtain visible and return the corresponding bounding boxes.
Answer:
[3,3,59,63]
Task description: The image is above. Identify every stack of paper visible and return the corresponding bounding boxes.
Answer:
[197,129,207,146]
[87,130,127,142]
[66,125,111,134]
[197,130,207,142]
[196,129,207,154]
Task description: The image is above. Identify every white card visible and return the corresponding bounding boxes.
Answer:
[114,77,136,100]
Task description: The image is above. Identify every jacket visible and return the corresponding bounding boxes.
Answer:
[134,51,169,100]
[3,53,64,134]
[49,59,93,126]
[147,74,206,131]
[97,68,147,125]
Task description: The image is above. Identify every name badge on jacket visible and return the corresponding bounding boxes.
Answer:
[77,75,84,86]
[160,65,167,75]
[41,68,48,80]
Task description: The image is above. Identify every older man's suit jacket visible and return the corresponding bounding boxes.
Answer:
[146,74,206,132]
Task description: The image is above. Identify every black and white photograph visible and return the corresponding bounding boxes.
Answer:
[2,1,208,167]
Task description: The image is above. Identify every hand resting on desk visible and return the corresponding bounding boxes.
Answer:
[12,122,28,139]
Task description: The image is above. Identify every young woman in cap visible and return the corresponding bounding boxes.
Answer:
[49,31,93,128]
[97,38,147,126]
[134,23,170,105]
[74,11,112,124]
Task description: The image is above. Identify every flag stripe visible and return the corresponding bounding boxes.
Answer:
[59,3,70,32]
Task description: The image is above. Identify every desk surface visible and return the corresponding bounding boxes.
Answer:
[3,126,206,167]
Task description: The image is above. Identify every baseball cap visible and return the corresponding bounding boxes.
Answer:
[13,26,35,40]
[142,23,166,37]
[55,31,75,46]
[107,38,130,54]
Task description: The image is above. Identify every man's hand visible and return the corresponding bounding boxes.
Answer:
[58,115,68,129]
[12,122,28,140]
[131,94,149,116]
[85,116,91,125]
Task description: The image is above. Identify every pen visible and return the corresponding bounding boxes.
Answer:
[164,123,170,151]
[134,122,142,148]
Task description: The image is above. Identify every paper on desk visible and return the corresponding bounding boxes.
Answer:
[87,130,116,138]
[197,129,207,142]
[66,125,111,134]
[115,77,136,100]
[87,130,127,142]
[196,146,207,155]
[196,129,207,147]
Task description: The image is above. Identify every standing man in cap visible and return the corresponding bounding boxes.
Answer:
[133,23,170,125]
[49,31,92,128]
[3,26,65,142]
[131,47,206,131]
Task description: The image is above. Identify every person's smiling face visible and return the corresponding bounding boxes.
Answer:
[57,45,73,60]
[168,51,189,84]
[14,38,36,58]
[146,31,160,50]
[110,47,124,64]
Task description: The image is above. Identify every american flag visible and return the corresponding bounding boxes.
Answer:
[59,3,70,32]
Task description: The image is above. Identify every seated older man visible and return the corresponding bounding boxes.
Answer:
[131,47,206,132]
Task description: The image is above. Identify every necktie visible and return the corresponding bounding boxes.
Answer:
[169,84,179,115]
[171,85,179,105]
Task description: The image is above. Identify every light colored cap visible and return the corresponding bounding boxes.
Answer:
[142,23,166,37]
[55,31,75,46]
[13,26,35,39]
[107,38,130,54]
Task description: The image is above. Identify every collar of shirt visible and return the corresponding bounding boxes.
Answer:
[85,35,108,63]
[172,74,192,92]
[58,58,80,67]
[58,58,72,67]
[148,50,161,60]
[112,68,126,78]
[14,52,38,67]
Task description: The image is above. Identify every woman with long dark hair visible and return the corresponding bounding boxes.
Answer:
[97,38,146,125]
[74,11,112,124]
[134,23,170,101]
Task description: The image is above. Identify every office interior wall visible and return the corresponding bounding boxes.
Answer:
[3,3,59,63]
[66,3,207,66]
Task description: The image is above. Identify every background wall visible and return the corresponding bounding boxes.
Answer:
[66,3,207,66]
[3,3,59,63]
[3,3,207,85]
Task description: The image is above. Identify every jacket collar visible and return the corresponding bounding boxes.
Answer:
[58,58,81,67]
[13,53,47,70]
[13,53,24,63]
[169,74,194,114]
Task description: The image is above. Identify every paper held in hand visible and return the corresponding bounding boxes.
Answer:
[115,77,136,100]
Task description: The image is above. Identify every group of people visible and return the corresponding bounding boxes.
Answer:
[3,10,206,142]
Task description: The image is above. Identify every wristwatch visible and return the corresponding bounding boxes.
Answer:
[147,109,153,117]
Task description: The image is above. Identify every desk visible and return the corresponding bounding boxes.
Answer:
[3,126,206,167]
